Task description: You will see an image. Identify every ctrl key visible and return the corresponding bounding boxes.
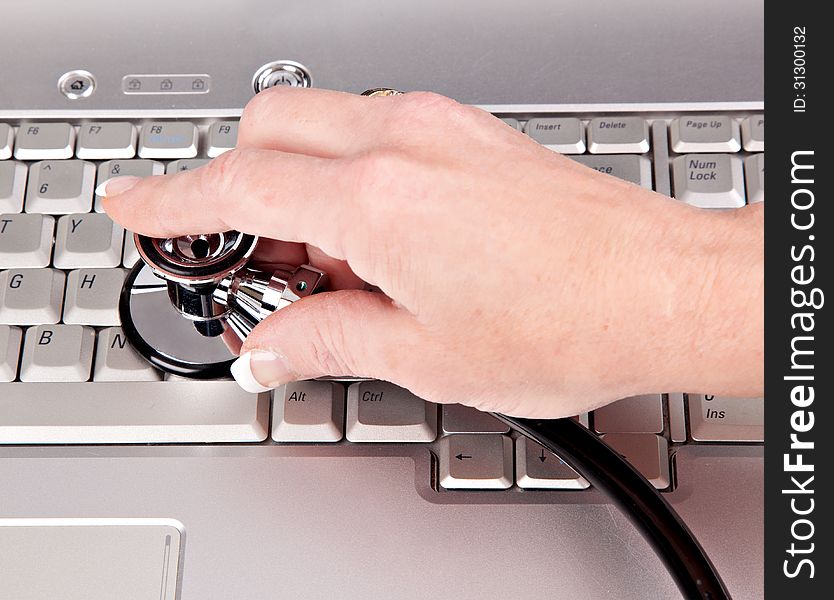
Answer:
[346,381,437,442]
[438,434,513,490]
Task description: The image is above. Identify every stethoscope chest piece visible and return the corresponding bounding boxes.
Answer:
[119,231,327,378]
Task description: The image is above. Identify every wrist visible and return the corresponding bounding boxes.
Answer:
[638,202,764,397]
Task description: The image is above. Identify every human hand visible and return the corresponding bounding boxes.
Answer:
[102,88,763,418]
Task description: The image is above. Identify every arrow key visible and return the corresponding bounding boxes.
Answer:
[515,437,589,489]
[438,434,512,490]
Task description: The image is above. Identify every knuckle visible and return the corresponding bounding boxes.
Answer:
[201,148,247,194]
[380,92,476,143]
[398,91,458,114]
[392,92,472,126]
[240,86,284,130]
[348,149,408,196]
[196,149,253,227]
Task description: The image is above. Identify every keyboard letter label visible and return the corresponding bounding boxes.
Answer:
[704,395,725,419]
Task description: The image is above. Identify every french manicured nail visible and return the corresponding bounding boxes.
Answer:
[95,176,140,197]
[231,350,292,393]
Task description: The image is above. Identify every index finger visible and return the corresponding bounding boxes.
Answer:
[101,148,357,261]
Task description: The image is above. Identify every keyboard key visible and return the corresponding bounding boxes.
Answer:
[19,324,95,382]
[0,269,65,325]
[272,381,345,442]
[524,118,585,154]
[745,153,764,204]
[122,231,140,267]
[669,116,741,153]
[207,121,239,157]
[138,122,198,158]
[687,394,763,442]
[671,154,745,208]
[741,115,764,151]
[345,381,438,442]
[53,213,124,268]
[0,124,13,159]
[0,381,269,444]
[499,117,521,130]
[95,159,164,211]
[0,213,54,268]
[13,123,75,160]
[586,117,650,154]
[75,122,137,159]
[62,269,125,325]
[571,155,652,188]
[24,160,95,214]
[515,437,589,489]
[602,433,670,489]
[93,326,162,381]
[593,394,664,434]
[0,161,27,212]
[0,325,22,382]
[667,393,687,442]
[438,434,513,489]
[166,158,210,174]
[441,404,509,434]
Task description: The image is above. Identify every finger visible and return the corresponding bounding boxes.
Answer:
[250,241,366,290]
[230,290,422,389]
[237,86,407,157]
[220,327,243,357]
[250,239,308,267]
[101,148,357,260]
[305,245,368,290]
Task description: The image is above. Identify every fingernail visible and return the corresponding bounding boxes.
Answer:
[95,176,140,197]
[230,350,293,393]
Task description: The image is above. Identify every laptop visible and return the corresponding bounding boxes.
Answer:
[0,0,764,598]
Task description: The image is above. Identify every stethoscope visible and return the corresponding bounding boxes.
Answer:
[118,90,731,600]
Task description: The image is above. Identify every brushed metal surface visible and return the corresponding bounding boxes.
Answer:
[0,0,762,115]
[0,444,762,599]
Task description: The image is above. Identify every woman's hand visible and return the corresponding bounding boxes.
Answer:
[102,87,763,418]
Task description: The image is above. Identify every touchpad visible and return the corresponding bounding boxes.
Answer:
[0,518,183,600]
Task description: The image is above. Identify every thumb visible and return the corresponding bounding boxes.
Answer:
[230,290,420,391]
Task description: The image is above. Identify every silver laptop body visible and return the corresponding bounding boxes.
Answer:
[0,1,763,598]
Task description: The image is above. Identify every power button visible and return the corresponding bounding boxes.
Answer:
[252,60,312,93]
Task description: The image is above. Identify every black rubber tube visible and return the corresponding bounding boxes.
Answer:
[493,416,730,600]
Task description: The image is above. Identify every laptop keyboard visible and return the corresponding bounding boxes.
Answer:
[0,112,764,494]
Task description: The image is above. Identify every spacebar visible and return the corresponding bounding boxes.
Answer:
[0,381,270,444]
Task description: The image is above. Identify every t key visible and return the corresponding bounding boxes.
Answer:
[0,213,54,268]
